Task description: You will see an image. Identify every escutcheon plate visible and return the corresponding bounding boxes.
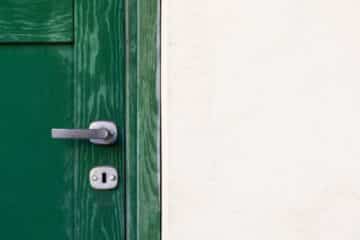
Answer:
[89,166,118,190]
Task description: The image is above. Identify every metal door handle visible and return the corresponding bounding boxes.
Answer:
[51,121,117,145]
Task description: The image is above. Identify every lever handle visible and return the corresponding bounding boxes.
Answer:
[51,129,110,140]
[51,121,117,145]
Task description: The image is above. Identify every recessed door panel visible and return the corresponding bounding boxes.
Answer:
[0,0,73,42]
[0,45,73,239]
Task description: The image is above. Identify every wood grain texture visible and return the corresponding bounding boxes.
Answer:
[73,0,126,239]
[125,0,161,239]
[0,0,73,42]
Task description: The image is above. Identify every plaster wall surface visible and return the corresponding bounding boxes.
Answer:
[162,1,360,238]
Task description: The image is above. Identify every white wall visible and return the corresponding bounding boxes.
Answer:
[162,0,360,239]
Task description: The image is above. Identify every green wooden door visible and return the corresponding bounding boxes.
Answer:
[0,0,129,239]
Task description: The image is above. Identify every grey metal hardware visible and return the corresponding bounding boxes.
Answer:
[89,166,118,190]
[51,121,117,145]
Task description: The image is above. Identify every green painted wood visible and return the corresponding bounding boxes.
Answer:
[73,0,126,239]
[0,44,73,239]
[0,1,160,239]
[0,0,73,42]
[125,0,161,239]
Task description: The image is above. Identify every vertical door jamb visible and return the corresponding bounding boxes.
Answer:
[125,0,161,239]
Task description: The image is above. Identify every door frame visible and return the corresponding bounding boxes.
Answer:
[125,0,161,239]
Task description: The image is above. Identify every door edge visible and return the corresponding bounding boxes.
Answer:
[125,0,161,239]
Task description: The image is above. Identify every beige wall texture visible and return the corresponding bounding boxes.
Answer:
[162,0,360,239]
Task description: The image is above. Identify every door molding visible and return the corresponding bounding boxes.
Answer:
[125,0,161,239]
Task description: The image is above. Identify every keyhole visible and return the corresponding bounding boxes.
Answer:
[102,172,107,183]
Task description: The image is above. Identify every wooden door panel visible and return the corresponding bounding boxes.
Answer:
[0,44,73,239]
[0,0,161,239]
[0,0,73,42]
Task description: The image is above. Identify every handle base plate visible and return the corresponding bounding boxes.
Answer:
[89,121,117,145]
